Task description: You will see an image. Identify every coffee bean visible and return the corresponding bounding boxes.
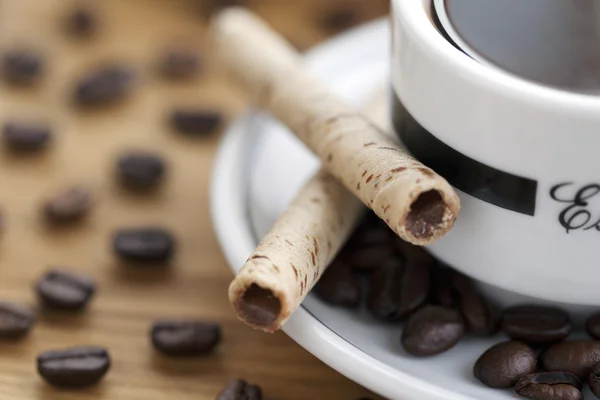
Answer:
[589,362,600,398]
[203,0,245,15]
[401,305,464,356]
[74,65,135,106]
[320,6,360,33]
[0,302,35,339]
[113,227,175,263]
[450,271,497,335]
[396,259,432,316]
[36,269,95,311]
[517,371,582,389]
[541,340,600,379]
[158,48,202,80]
[586,312,600,339]
[367,256,404,320]
[394,238,434,266]
[2,49,43,85]
[502,305,571,344]
[432,267,457,308]
[518,384,582,399]
[43,186,92,224]
[0,208,6,235]
[459,292,497,336]
[3,120,51,152]
[65,7,97,37]
[342,214,395,273]
[217,379,262,400]
[368,255,432,321]
[515,372,582,400]
[518,383,582,399]
[37,346,110,388]
[116,151,166,191]
[473,341,537,388]
[347,213,392,249]
[151,320,221,356]
[170,108,222,136]
[314,259,361,308]
[342,243,395,273]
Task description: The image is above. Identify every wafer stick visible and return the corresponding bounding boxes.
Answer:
[229,170,363,332]
[228,91,390,332]
[212,8,460,245]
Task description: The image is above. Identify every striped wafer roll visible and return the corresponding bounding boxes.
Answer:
[227,88,391,332]
[212,8,460,246]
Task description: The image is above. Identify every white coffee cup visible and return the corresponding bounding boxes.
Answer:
[391,0,600,307]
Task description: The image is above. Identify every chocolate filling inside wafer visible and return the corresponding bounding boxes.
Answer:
[238,284,281,327]
[405,190,447,239]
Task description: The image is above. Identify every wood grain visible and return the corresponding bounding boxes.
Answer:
[0,0,387,399]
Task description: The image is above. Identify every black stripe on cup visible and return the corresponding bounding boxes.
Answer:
[392,92,538,216]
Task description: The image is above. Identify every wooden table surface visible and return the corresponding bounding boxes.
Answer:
[0,0,388,399]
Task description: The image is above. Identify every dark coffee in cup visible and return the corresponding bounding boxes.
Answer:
[434,0,600,93]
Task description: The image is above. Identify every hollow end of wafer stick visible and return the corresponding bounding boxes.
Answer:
[234,283,283,332]
[401,187,459,245]
[406,190,447,239]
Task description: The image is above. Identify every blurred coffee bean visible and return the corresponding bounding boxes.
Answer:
[432,267,457,308]
[515,372,582,400]
[450,271,497,335]
[320,5,360,33]
[367,243,432,320]
[43,186,92,224]
[314,259,361,308]
[37,346,110,388]
[217,379,262,400]
[2,49,43,85]
[113,227,175,264]
[586,312,600,339]
[65,7,97,37]
[0,302,35,339]
[170,108,222,136]
[343,243,395,273]
[342,214,395,273]
[36,269,95,311]
[3,120,51,152]
[158,48,202,80]
[473,341,537,388]
[74,65,135,106]
[394,238,434,266]
[459,291,497,336]
[203,0,245,15]
[589,362,600,399]
[0,208,6,235]
[151,320,221,356]
[401,305,464,356]
[347,213,392,249]
[367,256,404,320]
[117,151,166,191]
[502,305,571,344]
[396,259,432,317]
[541,340,600,379]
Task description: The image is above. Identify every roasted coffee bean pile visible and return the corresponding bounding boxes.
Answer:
[315,212,600,399]
[0,0,391,398]
[315,212,498,356]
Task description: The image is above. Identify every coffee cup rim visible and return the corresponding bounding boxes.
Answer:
[395,0,600,112]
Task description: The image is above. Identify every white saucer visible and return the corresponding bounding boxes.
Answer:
[210,19,595,400]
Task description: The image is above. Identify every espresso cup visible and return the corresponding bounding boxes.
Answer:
[391,0,600,306]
